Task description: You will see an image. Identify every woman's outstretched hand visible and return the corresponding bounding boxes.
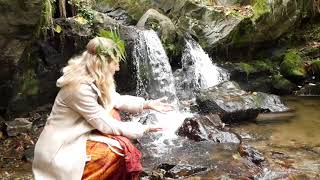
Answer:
[144,127,163,133]
[143,97,174,113]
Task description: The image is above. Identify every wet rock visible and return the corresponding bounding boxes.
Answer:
[271,75,297,95]
[270,151,289,159]
[137,9,176,46]
[176,114,240,143]
[166,164,207,178]
[27,112,41,123]
[5,118,32,137]
[196,81,289,122]
[238,144,265,165]
[295,83,320,96]
[106,9,133,25]
[23,147,34,163]
[0,0,44,112]
[161,0,312,59]
[139,113,158,124]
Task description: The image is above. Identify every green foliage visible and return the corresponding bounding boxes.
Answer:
[97,29,126,62]
[69,0,94,25]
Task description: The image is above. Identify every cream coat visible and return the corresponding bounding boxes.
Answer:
[32,82,147,180]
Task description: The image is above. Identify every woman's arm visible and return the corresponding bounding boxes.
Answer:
[113,92,145,113]
[113,92,174,113]
[68,84,148,139]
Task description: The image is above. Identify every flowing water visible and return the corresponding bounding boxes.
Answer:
[174,38,229,100]
[132,29,178,105]
[132,31,229,142]
[233,96,320,177]
[132,29,192,141]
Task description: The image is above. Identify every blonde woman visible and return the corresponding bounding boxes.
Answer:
[32,37,173,180]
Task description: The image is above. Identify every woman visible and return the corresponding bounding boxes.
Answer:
[32,37,173,180]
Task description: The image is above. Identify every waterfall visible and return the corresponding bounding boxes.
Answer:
[174,37,229,100]
[132,29,191,141]
[132,29,178,105]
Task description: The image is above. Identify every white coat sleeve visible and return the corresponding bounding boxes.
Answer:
[113,92,145,113]
[68,84,148,139]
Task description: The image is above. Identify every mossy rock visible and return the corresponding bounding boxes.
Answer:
[271,75,296,95]
[239,62,255,76]
[253,59,274,72]
[251,0,271,21]
[306,59,320,77]
[95,0,153,22]
[280,49,306,82]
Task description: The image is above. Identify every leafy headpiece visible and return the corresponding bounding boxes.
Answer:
[96,28,126,64]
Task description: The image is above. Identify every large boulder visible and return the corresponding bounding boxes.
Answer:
[176,114,240,143]
[196,81,289,122]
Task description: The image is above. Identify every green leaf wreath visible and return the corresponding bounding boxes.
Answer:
[96,28,126,64]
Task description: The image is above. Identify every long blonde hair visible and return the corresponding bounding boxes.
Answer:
[56,37,119,104]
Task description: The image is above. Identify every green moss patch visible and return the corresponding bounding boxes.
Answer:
[280,49,306,79]
[252,0,270,21]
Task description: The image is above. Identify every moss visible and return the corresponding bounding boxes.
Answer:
[307,59,320,76]
[254,59,274,72]
[252,0,270,21]
[272,75,293,88]
[280,49,306,79]
[34,0,54,39]
[17,69,39,97]
[230,18,254,47]
[239,62,255,76]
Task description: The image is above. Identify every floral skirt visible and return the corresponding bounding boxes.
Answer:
[81,139,126,180]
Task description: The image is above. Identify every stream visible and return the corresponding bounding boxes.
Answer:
[232,96,320,178]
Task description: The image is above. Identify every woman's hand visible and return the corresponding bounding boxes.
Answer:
[144,127,163,133]
[143,97,174,113]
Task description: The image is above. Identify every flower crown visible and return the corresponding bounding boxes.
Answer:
[96,29,126,64]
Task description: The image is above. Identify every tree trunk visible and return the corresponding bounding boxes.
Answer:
[59,0,67,18]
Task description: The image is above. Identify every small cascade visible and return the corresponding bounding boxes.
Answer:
[132,29,191,140]
[132,29,178,105]
[174,37,229,100]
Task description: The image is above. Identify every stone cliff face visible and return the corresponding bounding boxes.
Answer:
[0,0,44,114]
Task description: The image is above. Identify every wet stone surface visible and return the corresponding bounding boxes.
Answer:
[196,81,289,122]
[176,114,240,143]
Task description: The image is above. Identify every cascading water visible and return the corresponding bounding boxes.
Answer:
[174,37,229,101]
[133,29,178,105]
[132,29,192,143]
